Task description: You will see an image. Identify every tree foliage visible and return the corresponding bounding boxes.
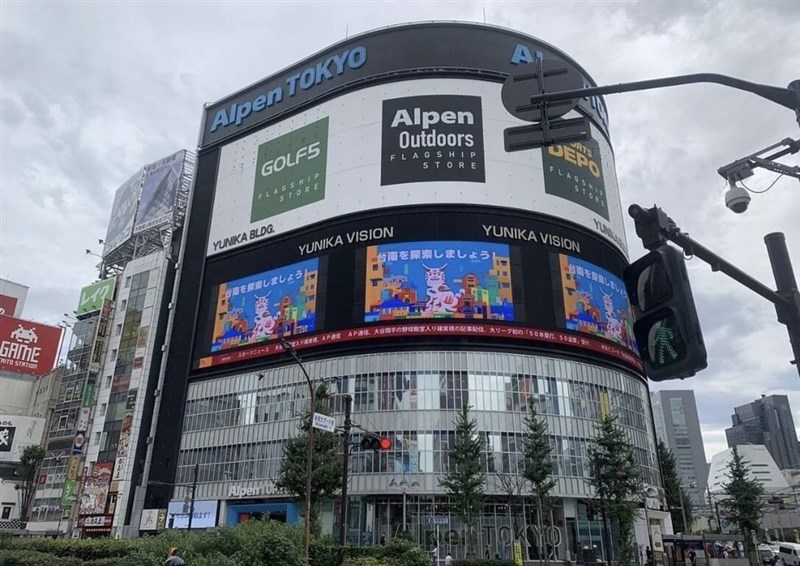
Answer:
[521,400,556,563]
[721,446,765,547]
[588,414,643,566]
[439,405,486,559]
[15,444,45,523]
[657,440,694,533]
[275,385,341,533]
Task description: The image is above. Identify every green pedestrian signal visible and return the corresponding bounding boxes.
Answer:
[624,245,706,380]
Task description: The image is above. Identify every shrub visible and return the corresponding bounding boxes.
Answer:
[0,549,85,566]
[452,560,517,566]
[343,557,384,566]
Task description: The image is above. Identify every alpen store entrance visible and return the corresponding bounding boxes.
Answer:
[341,496,613,561]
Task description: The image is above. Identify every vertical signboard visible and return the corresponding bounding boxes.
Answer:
[0,315,63,377]
[103,169,143,257]
[79,462,114,515]
[89,300,113,373]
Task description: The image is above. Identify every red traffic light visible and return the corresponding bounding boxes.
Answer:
[360,436,392,451]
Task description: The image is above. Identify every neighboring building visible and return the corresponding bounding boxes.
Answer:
[725,395,800,471]
[140,22,668,563]
[707,445,789,495]
[0,281,64,532]
[651,390,709,505]
[0,277,28,318]
[27,149,194,537]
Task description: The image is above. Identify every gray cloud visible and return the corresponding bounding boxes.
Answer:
[1,1,798,458]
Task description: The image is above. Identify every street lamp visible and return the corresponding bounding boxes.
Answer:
[676,480,697,534]
[280,336,315,566]
[390,475,420,537]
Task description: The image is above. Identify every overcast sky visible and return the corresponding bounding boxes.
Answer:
[1,1,798,461]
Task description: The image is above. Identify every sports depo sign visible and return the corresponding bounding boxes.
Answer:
[0,315,62,377]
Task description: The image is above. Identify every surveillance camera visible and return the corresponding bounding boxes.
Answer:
[724,184,750,214]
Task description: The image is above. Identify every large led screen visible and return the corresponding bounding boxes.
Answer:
[364,241,514,322]
[557,254,637,352]
[210,258,318,352]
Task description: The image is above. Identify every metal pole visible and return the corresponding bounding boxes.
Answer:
[338,394,353,564]
[403,488,407,533]
[187,463,198,531]
[764,232,800,379]
[281,337,315,566]
[678,491,688,534]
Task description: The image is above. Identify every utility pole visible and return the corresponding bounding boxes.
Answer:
[187,463,198,532]
[280,337,315,566]
[338,394,353,564]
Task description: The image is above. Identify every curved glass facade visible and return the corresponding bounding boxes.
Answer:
[176,350,657,561]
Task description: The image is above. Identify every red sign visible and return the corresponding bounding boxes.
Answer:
[0,314,62,377]
[0,295,18,317]
[197,322,643,373]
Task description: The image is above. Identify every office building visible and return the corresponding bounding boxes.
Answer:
[651,390,709,506]
[725,395,800,471]
[138,22,670,562]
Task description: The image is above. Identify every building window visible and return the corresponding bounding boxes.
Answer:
[100,403,107,416]
[93,432,101,446]
[57,415,68,430]
[121,299,127,310]
[1,506,12,520]
[125,276,131,288]
[115,324,122,337]
[104,375,112,388]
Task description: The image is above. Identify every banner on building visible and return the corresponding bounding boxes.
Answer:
[80,462,114,515]
[134,150,186,233]
[103,169,144,257]
[89,300,112,373]
[0,415,45,462]
[0,315,62,377]
[76,279,117,317]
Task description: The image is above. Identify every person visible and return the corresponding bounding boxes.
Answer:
[445,552,453,566]
[688,548,697,566]
[646,546,653,565]
[430,544,438,566]
[164,547,185,566]
[380,533,386,546]
[486,543,492,559]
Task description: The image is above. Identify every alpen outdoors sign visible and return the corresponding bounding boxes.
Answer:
[381,95,485,185]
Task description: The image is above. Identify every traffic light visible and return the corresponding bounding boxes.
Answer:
[360,435,392,451]
[624,244,707,380]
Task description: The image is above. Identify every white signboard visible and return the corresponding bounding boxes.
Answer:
[208,78,627,258]
[139,508,160,530]
[0,415,45,462]
[166,499,218,529]
[311,412,336,433]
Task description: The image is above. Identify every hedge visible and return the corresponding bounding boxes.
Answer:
[0,523,430,566]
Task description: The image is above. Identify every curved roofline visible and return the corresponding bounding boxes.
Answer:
[204,20,602,110]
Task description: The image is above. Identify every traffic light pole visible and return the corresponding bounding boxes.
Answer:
[338,394,353,563]
[630,205,800,379]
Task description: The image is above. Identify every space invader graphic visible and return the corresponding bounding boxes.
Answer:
[11,325,38,344]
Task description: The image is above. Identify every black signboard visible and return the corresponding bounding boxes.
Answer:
[381,95,485,185]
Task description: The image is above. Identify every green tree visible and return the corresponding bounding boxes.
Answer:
[521,400,556,565]
[657,440,694,533]
[276,385,341,534]
[721,446,765,549]
[439,405,486,559]
[14,444,45,523]
[588,414,643,566]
